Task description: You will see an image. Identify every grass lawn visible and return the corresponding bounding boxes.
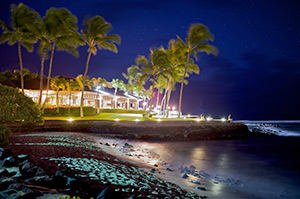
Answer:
[43,113,207,122]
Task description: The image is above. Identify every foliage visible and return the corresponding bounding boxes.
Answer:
[99,109,146,114]
[0,124,12,147]
[43,107,97,116]
[0,83,43,127]
[0,68,39,81]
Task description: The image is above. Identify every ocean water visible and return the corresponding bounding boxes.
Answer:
[90,120,300,199]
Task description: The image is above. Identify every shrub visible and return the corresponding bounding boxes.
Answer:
[0,124,12,147]
[0,84,43,129]
[43,107,97,116]
[99,109,146,114]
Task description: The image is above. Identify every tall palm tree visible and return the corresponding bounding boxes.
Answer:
[80,15,121,117]
[0,3,40,93]
[65,79,80,114]
[50,76,66,113]
[136,49,170,116]
[42,8,84,110]
[177,24,218,118]
[111,79,125,109]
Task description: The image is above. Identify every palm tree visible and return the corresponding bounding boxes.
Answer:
[111,79,125,109]
[50,76,66,113]
[80,15,121,117]
[0,3,40,93]
[42,8,84,111]
[136,49,170,116]
[65,79,80,114]
[177,24,218,118]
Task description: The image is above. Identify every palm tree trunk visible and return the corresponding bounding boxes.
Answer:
[166,78,172,117]
[155,86,160,108]
[68,91,71,114]
[18,41,24,94]
[80,50,93,117]
[114,88,117,109]
[166,89,172,118]
[146,80,156,116]
[42,42,56,111]
[38,47,47,109]
[56,89,59,113]
[178,51,191,118]
[160,89,167,116]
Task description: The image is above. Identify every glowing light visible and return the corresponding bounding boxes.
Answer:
[67,118,74,122]
[207,117,213,121]
[172,106,175,111]
[221,118,226,122]
[184,117,186,119]
[135,118,140,122]
[188,114,191,118]
[156,118,161,122]
[143,102,147,106]
[115,118,120,121]
[168,106,170,109]
[195,118,201,122]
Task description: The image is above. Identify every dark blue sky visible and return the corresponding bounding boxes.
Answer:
[1,0,300,120]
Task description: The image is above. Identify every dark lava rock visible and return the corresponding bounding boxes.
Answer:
[25,175,54,187]
[35,167,46,176]
[16,154,29,163]
[124,143,133,148]
[166,168,173,172]
[0,148,12,160]
[190,181,201,185]
[0,178,18,191]
[197,187,207,191]
[0,188,18,198]
[97,187,120,199]
[154,164,158,167]
[20,161,37,178]
[104,143,110,146]
[0,169,9,177]
[3,156,17,167]
[182,174,189,179]
[150,169,156,173]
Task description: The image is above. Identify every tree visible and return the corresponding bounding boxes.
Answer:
[0,3,40,93]
[136,49,170,116]
[42,8,84,110]
[50,76,66,113]
[65,79,80,114]
[80,15,120,117]
[177,24,218,118]
[111,79,125,108]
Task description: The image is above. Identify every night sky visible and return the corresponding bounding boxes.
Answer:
[1,0,300,120]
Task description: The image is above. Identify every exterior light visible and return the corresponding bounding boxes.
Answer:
[184,117,186,119]
[115,118,120,121]
[207,117,213,121]
[157,105,161,108]
[135,118,140,122]
[188,114,191,118]
[172,106,175,111]
[67,118,74,122]
[195,118,201,122]
[168,106,170,109]
[143,102,147,106]
[156,118,161,122]
[221,118,226,122]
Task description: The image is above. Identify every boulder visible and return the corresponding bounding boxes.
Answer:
[182,174,189,179]
[0,148,12,160]
[197,187,206,191]
[96,187,118,199]
[16,155,29,163]
[0,178,18,191]
[25,175,54,187]
[20,163,38,178]
[3,156,17,167]
[0,168,9,177]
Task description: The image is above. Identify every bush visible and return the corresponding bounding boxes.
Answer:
[43,107,97,116]
[0,125,12,147]
[99,109,146,114]
[0,84,43,127]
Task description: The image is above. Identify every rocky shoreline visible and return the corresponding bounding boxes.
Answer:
[1,133,208,199]
[7,120,251,141]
